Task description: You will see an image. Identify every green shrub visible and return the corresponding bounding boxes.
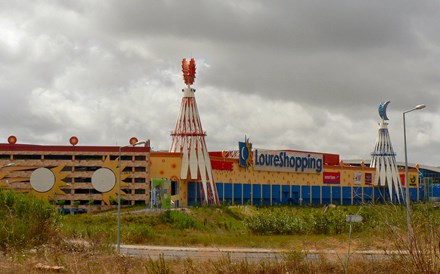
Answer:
[244,208,309,234]
[61,214,115,242]
[244,206,372,235]
[0,190,60,251]
[124,224,156,243]
[160,210,199,230]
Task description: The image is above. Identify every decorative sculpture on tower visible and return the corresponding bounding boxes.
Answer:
[170,58,219,205]
[370,101,404,203]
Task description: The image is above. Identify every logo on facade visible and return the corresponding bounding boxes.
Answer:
[239,137,252,168]
[254,149,323,173]
[324,172,340,184]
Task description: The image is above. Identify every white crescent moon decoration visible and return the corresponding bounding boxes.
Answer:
[240,147,246,161]
[378,101,391,120]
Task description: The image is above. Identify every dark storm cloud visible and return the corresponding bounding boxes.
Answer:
[0,0,439,165]
[86,0,440,110]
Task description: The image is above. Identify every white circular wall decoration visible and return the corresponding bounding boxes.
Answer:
[30,167,55,192]
[91,168,116,193]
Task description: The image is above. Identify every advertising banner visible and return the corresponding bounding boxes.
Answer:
[354,172,362,185]
[365,173,372,185]
[253,149,323,173]
[323,172,340,184]
[400,174,406,186]
[400,174,417,186]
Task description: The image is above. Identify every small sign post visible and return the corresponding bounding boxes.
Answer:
[346,215,363,223]
[345,215,363,274]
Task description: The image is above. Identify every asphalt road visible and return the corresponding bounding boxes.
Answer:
[119,245,398,262]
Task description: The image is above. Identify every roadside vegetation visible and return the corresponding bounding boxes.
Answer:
[0,190,61,251]
[0,189,439,273]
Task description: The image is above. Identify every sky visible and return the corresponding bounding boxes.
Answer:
[1,0,439,166]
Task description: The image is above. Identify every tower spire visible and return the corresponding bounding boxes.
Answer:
[170,58,219,205]
[370,101,404,203]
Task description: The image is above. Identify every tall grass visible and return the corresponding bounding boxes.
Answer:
[0,190,60,251]
[379,204,440,274]
[60,213,115,250]
[1,203,439,273]
[160,210,200,229]
[243,206,367,235]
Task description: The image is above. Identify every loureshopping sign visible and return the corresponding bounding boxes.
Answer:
[253,149,323,174]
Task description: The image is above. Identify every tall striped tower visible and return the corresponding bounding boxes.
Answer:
[370,101,404,203]
[170,58,219,205]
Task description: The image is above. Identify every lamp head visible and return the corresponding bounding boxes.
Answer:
[415,104,426,110]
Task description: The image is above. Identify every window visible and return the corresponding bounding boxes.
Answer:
[62,166,73,172]
[75,189,92,194]
[13,154,41,160]
[45,155,72,160]
[135,167,146,172]
[75,166,101,172]
[135,189,146,194]
[76,155,103,161]
[171,181,179,195]
[74,177,92,183]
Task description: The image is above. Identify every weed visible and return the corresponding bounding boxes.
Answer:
[160,210,200,229]
[0,190,60,252]
[382,204,440,274]
[145,253,171,274]
[124,224,156,243]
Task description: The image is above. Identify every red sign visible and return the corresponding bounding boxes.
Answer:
[400,174,406,186]
[211,160,233,171]
[365,173,372,185]
[400,174,417,186]
[323,172,340,184]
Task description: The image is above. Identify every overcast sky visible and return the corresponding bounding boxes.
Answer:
[1,0,439,166]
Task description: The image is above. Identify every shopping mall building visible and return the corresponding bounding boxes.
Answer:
[0,60,439,210]
[0,138,438,210]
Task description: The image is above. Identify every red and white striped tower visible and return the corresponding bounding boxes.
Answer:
[170,58,219,205]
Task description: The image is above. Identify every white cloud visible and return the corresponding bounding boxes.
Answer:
[0,0,439,166]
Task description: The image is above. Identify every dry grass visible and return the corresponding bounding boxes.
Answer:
[0,242,417,274]
[1,201,439,273]
[0,228,436,274]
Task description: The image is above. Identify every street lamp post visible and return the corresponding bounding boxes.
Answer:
[117,141,147,253]
[403,104,426,243]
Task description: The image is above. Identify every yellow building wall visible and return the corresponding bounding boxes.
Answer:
[150,154,420,206]
[150,152,182,179]
[212,158,420,205]
[149,152,185,206]
[213,159,322,186]
[325,164,419,188]
[213,159,419,188]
